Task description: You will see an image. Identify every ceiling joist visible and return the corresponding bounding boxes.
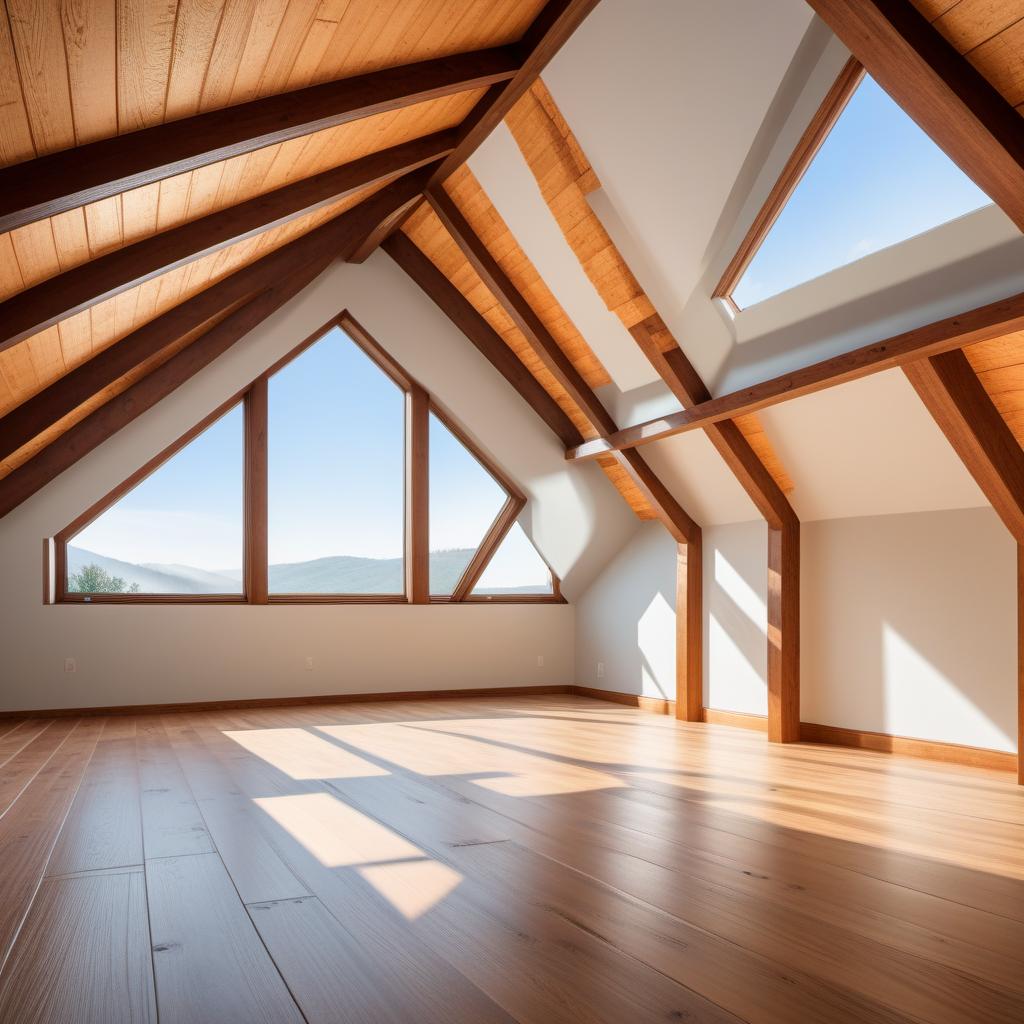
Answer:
[568,289,1024,461]
[0,173,433,480]
[0,48,518,236]
[0,133,456,356]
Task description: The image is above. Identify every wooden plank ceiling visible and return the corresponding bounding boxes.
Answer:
[1,0,1023,521]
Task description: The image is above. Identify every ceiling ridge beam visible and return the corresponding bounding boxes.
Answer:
[805,0,1024,231]
[381,231,583,448]
[0,48,518,236]
[0,133,457,357]
[566,290,1024,461]
[0,171,435,473]
[424,184,699,547]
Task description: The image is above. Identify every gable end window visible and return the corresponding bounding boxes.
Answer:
[51,312,563,606]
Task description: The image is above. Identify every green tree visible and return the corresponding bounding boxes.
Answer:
[68,563,141,594]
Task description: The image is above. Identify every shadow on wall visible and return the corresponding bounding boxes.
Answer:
[801,507,1016,752]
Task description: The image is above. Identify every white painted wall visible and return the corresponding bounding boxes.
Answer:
[802,508,1017,752]
[575,510,1017,752]
[0,253,645,712]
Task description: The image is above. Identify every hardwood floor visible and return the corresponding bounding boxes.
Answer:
[0,695,1022,1023]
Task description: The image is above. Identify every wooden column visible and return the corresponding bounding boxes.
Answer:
[768,523,800,742]
[677,537,703,722]
[1019,545,1024,786]
[406,384,430,604]
[245,379,269,605]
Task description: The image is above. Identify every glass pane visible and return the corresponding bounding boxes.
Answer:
[429,414,507,595]
[732,75,992,309]
[68,406,244,594]
[472,522,553,596]
[268,326,405,594]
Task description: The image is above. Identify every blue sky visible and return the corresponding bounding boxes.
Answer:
[72,327,530,576]
[732,75,993,308]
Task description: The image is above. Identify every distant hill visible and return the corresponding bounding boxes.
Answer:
[66,546,502,596]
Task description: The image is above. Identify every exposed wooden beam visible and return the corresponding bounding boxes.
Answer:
[567,289,1024,461]
[427,0,602,188]
[630,315,801,741]
[0,263,323,520]
[360,0,603,258]
[0,49,518,235]
[425,184,699,544]
[903,348,1024,784]
[381,232,583,448]
[0,171,435,467]
[903,350,1024,543]
[0,133,456,355]
[805,0,1024,232]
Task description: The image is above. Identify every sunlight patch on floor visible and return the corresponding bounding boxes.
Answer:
[358,859,463,920]
[223,728,389,780]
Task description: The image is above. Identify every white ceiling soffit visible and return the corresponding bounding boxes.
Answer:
[758,369,987,522]
[543,0,815,382]
[469,124,659,391]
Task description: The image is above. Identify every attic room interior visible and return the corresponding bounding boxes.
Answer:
[3,0,1024,1020]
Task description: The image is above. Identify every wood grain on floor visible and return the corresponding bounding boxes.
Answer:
[0,695,1022,1023]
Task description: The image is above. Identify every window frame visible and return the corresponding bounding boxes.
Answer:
[712,57,865,312]
[51,309,565,606]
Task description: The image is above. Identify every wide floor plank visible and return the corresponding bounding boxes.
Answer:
[0,868,156,1023]
[1,696,1023,1024]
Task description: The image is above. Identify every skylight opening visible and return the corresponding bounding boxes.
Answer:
[728,72,993,311]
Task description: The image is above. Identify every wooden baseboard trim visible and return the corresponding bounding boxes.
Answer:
[799,721,1016,772]
[0,684,574,719]
[574,687,1016,772]
[570,685,674,715]
[702,707,769,732]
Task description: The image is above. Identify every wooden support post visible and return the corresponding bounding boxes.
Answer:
[677,537,703,722]
[245,380,269,605]
[1019,544,1024,786]
[768,523,800,743]
[407,384,430,604]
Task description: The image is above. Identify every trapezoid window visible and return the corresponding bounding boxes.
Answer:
[728,71,993,310]
[65,404,244,596]
[267,325,405,595]
[471,522,556,597]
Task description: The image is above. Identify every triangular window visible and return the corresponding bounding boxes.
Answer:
[65,405,244,595]
[728,70,992,310]
[428,412,509,596]
[267,325,405,595]
[471,522,556,597]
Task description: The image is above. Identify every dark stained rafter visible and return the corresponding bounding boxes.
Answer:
[567,289,1024,461]
[425,184,700,546]
[0,49,519,235]
[352,0,603,259]
[805,0,1024,232]
[0,132,457,356]
[0,173,434,516]
[381,231,583,448]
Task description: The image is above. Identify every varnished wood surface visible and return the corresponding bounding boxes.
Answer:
[1,694,1023,1023]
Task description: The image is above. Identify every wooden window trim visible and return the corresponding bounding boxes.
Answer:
[712,57,865,311]
[51,308,562,606]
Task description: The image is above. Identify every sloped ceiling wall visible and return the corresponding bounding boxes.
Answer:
[465,0,1010,527]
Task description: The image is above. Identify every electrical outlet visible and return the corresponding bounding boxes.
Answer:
[536,655,544,668]
[597,662,605,678]
[304,656,314,671]
[64,657,77,674]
